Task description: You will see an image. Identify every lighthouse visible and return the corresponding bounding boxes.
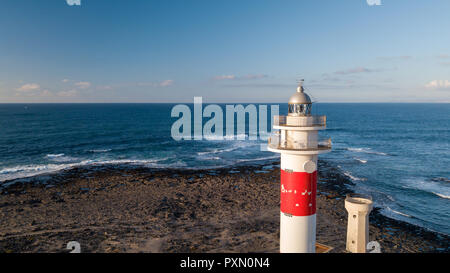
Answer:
[268,80,331,253]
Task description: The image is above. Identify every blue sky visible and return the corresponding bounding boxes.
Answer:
[0,0,449,103]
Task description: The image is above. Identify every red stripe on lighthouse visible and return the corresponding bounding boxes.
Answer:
[280,170,317,216]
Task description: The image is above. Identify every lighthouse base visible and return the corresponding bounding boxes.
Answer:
[280,212,316,253]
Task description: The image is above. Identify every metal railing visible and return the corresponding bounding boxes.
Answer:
[268,132,332,151]
[273,115,326,127]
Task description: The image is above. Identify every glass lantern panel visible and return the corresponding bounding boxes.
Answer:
[289,104,311,116]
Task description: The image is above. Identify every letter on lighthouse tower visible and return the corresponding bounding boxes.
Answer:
[268,80,331,253]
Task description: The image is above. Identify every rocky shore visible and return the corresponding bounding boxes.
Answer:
[0,161,448,253]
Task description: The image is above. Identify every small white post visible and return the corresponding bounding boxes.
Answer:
[345,194,373,253]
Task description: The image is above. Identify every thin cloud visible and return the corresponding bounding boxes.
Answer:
[158,80,174,87]
[309,82,399,90]
[137,80,174,87]
[436,54,450,59]
[62,79,70,83]
[334,67,381,75]
[75,81,91,89]
[97,85,113,90]
[214,75,236,80]
[213,74,268,80]
[320,73,341,82]
[221,83,292,88]
[16,83,40,92]
[241,74,268,80]
[425,80,450,90]
[58,90,78,97]
[40,90,52,96]
[96,80,174,90]
[377,56,412,61]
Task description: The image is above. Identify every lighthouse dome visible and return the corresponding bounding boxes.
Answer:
[288,82,311,104]
[288,80,312,116]
[288,90,311,104]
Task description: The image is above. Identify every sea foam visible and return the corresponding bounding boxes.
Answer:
[347,147,388,156]
[0,158,167,182]
[386,207,412,218]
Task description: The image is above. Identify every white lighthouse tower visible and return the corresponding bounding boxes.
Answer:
[268,80,331,253]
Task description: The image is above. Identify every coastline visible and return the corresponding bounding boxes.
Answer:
[0,161,448,253]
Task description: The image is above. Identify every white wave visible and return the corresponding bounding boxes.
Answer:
[0,161,93,182]
[45,153,78,162]
[347,147,388,156]
[88,149,111,153]
[386,194,395,202]
[202,156,221,161]
[236,155,279,163]
[146,161,188,169]
[45,154,65,158]
[343,171,367,181]
[197,148,233,155]
[401,177,450,200]
[386,207,412,218]
[202,133,250,141]
[197,143,259,155]
[97,159,162,165]
[354,158,367,164]
[0,152,278,182]
[432,192,450,200]
[0,158,167,182]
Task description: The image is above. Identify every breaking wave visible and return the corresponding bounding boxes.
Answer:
[342,170,367,181]
[347,147,388,156]
[386,207,412,218]
[354,158,368,164]
[202,134,250,141]
[88,149,112,153]
[197,142,259,155]
[45,154,64,158]
[432,192,450,200]
[0,158,168,182]
[45,153,78,162]
[236,155,279,163]
[401,177,450,201]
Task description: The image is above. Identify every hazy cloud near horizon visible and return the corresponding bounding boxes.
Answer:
[16,83,40,92]
[425,80,450,90]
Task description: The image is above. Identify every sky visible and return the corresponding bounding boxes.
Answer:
[0,0,449,103]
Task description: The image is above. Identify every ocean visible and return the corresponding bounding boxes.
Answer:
[0,103,449,235]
